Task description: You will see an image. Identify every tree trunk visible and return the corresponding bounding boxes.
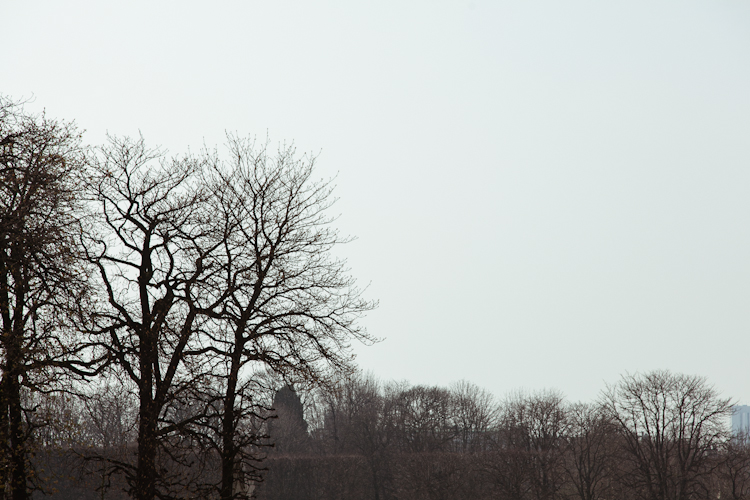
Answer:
[136,383,157,500]
[0,374,8,499]
[220,343,242,500]
[135,321,157,500]
[5,266,28,500]
[7,371,26,500]
[0,257,11,499]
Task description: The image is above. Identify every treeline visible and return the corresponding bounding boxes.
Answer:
[254,370,748,500]
[24,370,749,500]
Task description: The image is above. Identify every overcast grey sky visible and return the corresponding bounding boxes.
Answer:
[4,1,750,404]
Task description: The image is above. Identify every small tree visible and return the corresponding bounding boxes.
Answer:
[491,390,568,500]
[319,374,394,500]
[717,433,750,500]
[563,403,617,500]
[391,385,455,454]
[449,380,497,453]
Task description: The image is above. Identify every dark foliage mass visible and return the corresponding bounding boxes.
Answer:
[0,97,745,500]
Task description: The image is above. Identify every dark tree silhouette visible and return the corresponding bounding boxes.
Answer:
[193,137,376,500]
[320,374,395,500]
[449,380,497,454]
[563,403,617,500]
[0,97,92,500]
[84,136,219,500]
[491,390,568,500]
[603,370,733,500]
[718,434,750,500]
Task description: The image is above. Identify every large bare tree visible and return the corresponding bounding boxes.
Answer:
[194,137,375,500]
[84,136,220,500]
[603,370,733,500]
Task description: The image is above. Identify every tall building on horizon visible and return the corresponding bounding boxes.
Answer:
[733,405,750,436]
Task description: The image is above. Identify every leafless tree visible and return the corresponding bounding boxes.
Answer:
[77,382,139,498]
[491,390,568,500]
[81,382,138,450]
[391,385,455,454]
[602,370,733,500]
[83,136,220,500]
[318,373,395,500]
[717,433,750,500]
[562,402,617,500]
[193,137,376,500]
[0,97,94,500]
[449,380,497,453]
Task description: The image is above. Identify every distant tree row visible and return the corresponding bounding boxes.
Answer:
[24,368,746,500]
[0,96,375,500]
[256,370,743,500]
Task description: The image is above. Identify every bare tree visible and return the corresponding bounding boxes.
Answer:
[449,380,497,453]
[717,433,750,500]
[78,382,139,499]
[491,390,568,500]
[84,136,219,500]
[391,385,455,454]
[81,382,138,450]
[562,403,617,500]
[602,370,732,500]
[319,373,394,500]
[194,137,376,500]
[0,97,93,500]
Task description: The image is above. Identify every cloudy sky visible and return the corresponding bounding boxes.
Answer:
[4,1,750,404]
